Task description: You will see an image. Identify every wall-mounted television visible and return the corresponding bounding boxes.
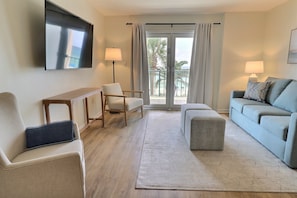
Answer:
[45,0,93,70]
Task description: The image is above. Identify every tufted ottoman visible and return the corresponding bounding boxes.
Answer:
[184,109,226,150]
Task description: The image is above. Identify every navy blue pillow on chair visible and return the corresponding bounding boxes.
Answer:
[26,120,75,149]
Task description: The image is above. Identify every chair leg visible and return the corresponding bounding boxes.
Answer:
[124,110,127,126]
[141,105,143,118]
[123,97,127,126]
[103,97,108,126]
[101,93,106,127]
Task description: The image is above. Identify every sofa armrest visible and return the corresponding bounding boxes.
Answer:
[230,90,245,98]
[284,112,297,168]
[229,90,245,117]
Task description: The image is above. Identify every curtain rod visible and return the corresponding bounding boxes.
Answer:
[126,22,221,25]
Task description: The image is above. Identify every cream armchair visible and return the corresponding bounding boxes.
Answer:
[0,92,85,198]
[102,83,144,126]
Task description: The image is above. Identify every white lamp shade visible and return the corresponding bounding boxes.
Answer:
[245,61,264,74]
[105,48,122,61]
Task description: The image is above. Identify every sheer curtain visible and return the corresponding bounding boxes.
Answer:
[131,24,150,105]
[187,23,214,107]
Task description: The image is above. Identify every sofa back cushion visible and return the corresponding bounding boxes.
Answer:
[273,80,297,112]
[265,77,292,105]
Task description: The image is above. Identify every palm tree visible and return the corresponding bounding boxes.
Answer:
[154,60,189,96]
[146,38,189,97]
[147,38,167,69]
[146,38,167,95]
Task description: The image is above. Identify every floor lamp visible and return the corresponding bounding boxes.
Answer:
[105,48,122,83]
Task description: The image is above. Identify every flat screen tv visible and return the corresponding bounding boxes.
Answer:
[45,0,93,70]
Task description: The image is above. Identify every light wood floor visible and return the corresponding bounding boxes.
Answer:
[81,110,297,198]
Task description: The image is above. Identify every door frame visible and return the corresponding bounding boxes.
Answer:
[146,30,194,110]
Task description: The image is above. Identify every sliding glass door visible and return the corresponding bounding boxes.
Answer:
[146,31,193,110]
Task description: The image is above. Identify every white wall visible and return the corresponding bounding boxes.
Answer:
[218,12,266,112]
[0,0,106,129]
[218,0,297,112]
[264,0,297,79]
[104,16,133,89]
[1,0,296,127]
[104,14,225,108]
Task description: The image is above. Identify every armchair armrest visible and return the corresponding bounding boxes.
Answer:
[104,94,126,98]
[122,90,143,97]
[122,90,143,93]
[0,152,85,198]
[4,152,82,170]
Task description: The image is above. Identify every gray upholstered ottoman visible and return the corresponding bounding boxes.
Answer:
[184,109,226,150]
[181,103,211,134]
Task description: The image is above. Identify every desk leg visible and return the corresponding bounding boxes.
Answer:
[85,98,90,124]
[100,91,104,127]
[66,101,73,121]
[44,102,51,124]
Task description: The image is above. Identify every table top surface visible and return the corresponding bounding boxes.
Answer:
[43,88,101,102]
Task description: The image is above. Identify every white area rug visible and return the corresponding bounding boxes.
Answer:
[136,111,297,192]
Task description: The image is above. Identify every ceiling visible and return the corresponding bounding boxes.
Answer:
[87,0,288,16]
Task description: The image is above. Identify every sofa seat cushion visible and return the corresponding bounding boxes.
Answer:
[260,116,290,141]
[230,98,268,113]
[242,105,291,123]
[12,139,84,163]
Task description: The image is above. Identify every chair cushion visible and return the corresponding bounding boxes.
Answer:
[109,97,143,111]
[102,83,123,104]
[102,83,122,95]
[25,121,75,149]
[273,80,297,113]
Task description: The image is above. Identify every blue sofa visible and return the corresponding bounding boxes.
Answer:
[229,77,297,168]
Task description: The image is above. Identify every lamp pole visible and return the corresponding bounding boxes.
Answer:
[112,60,115,83]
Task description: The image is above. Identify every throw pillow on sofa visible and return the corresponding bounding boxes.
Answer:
[243,81,271,102]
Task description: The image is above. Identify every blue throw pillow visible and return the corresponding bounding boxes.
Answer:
[26,120,75,149]
[273,81,297,113]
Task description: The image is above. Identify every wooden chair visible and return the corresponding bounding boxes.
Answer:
[102,83,144,126]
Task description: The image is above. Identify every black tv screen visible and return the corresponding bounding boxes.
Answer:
[45,0,93,70]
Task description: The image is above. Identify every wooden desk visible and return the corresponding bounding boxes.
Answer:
[42,88,104,127]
